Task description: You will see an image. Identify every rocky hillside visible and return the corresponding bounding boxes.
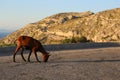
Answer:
[0,8,120,45]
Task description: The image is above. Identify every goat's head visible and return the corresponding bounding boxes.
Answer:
[42,53,50,62]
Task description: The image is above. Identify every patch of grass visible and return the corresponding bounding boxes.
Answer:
[0,44,15,47]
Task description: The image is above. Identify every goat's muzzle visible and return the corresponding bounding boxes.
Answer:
[42,54,50,62]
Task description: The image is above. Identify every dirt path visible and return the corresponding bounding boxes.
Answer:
[0,47,120,80]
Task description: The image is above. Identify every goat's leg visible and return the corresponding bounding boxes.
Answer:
[34,51,41,62]
[13,46,20,62]
[20,47,26,62]
[28,50,32,62]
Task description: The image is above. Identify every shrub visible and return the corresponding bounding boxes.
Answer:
[62,38,73,44]
[78,36,88,42]
[62,36,88,44]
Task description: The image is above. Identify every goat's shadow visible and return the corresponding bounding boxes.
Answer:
[4,59,120,65]
[49,59,120,63]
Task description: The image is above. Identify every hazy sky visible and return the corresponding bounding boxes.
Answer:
[0,0,120,30]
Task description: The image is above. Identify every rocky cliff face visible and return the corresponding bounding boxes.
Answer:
[0,8,120,45]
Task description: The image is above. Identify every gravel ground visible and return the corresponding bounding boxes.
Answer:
[0,47,120,80]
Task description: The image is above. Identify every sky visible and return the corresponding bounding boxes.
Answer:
[0,0,120,31]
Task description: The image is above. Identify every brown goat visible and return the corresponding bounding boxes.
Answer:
[13,36,50,62]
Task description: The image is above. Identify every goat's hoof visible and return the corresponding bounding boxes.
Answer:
[23,60,26,62]
[28,60,30,62]
[24,59,26,62]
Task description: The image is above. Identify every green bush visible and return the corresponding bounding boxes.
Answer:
[62,38,73,44]
[62,36,88,44]
[78,36,88,42]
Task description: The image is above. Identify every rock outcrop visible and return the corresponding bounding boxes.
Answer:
[0,8,120,45]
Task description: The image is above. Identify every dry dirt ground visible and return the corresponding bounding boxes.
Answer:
[0,47,120,80]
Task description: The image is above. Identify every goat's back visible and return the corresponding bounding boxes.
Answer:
[15,36,40,48]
